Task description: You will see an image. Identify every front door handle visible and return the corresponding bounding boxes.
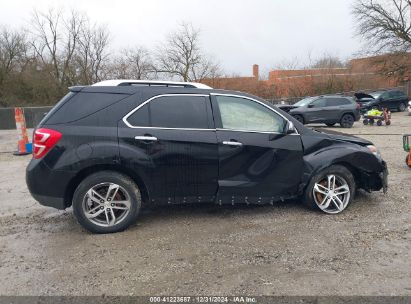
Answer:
[222,140,243,147]
[135,135,158,141]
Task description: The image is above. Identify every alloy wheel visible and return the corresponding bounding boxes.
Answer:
[312,174,350,214]
[82,183,131,227]
[399,103,406,112]
[341,115,354,128]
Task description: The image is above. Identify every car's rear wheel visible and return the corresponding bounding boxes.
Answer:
[325,123,336,127]
[72,171,141,234]
[340,114,354,128]
[398,102,406,112]
[303,165,355,214]
[293,114,304,124]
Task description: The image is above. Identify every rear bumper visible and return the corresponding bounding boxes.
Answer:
[31,193,66,209]
[26,159,74,210]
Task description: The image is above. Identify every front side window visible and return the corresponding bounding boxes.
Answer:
[215,96,286,133]
[310,98,326,108]
[126,95,209,129]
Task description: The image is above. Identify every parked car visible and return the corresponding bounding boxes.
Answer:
[277,95,361,128]
[355,89,409,113]
[26,80,388,233]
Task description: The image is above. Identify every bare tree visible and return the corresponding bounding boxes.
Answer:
[110,47,154,80]
[30,8,87,87]
[311,55,345,69]
[75,22,110,84]
[0,27,27,85]
[352,0,411,79]
[155,23,220,81]
[30,8,110,87]
[353,0,411,53]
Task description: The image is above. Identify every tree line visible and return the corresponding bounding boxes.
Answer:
[1,1,411,106]
[0,8,221,106]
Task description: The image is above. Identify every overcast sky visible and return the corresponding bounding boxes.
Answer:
[0,0,361,77]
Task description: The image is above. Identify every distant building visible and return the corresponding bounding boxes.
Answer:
[200,55,410,99]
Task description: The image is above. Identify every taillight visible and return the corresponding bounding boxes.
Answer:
[33,128,62,159]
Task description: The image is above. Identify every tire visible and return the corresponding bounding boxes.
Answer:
[325,123,336,127]
[340,114,355,128]
[386,120,391,126]
[398,102,406,112]
[293,114,304,124]
[303,165,355,214]
[72,171,142,234]
[362,119,368,125]
[377,120,382,126]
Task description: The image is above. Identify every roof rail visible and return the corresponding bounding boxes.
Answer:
[92,79,212,89]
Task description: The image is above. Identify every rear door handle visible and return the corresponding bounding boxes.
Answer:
[135,135,158,141]
[222,140,243,146]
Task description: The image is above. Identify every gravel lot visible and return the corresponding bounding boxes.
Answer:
[0,112,410,296]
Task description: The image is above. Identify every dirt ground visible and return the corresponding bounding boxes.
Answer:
[0,112,410,296]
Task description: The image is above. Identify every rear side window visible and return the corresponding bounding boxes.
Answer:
[126,103,149,127]
[46,92,127,124]
[126,95,210,129]
[325,98,351,106]
[391,91,406,98]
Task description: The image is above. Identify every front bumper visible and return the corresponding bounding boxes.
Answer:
[359,160,388,193]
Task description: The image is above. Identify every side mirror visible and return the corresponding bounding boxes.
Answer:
[307,104,314,108]
[286,121,296,134]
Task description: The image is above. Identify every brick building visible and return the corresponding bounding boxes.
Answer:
[200,55,409,99]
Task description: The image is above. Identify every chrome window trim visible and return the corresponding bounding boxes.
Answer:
[122,94,211,130]
[123,93,300,135]
[210,93,300,135]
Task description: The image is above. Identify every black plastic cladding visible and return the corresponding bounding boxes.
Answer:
[26,85,387,209]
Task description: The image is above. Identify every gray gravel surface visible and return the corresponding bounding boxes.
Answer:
[0,112,410,296]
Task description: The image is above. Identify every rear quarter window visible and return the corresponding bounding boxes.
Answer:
[46,92,128,124]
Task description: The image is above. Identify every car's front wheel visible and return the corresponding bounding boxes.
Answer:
[72,171,141,233]
[303,165,355,214]
[340,114,355,128]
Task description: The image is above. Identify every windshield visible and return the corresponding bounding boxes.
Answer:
[370,91,384,99]
[294,97,316,107]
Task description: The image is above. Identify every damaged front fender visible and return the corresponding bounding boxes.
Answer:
[299,134,388,194]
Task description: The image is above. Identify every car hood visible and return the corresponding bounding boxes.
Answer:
[313,128,372,146]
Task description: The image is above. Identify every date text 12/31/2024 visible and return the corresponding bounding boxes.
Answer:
[149,296,257,303]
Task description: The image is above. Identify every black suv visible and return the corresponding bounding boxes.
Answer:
[278,95,361,128]
[355,89,409,113]
[26,80,388,233]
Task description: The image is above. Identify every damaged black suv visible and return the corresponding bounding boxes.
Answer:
[26,80,388,233]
